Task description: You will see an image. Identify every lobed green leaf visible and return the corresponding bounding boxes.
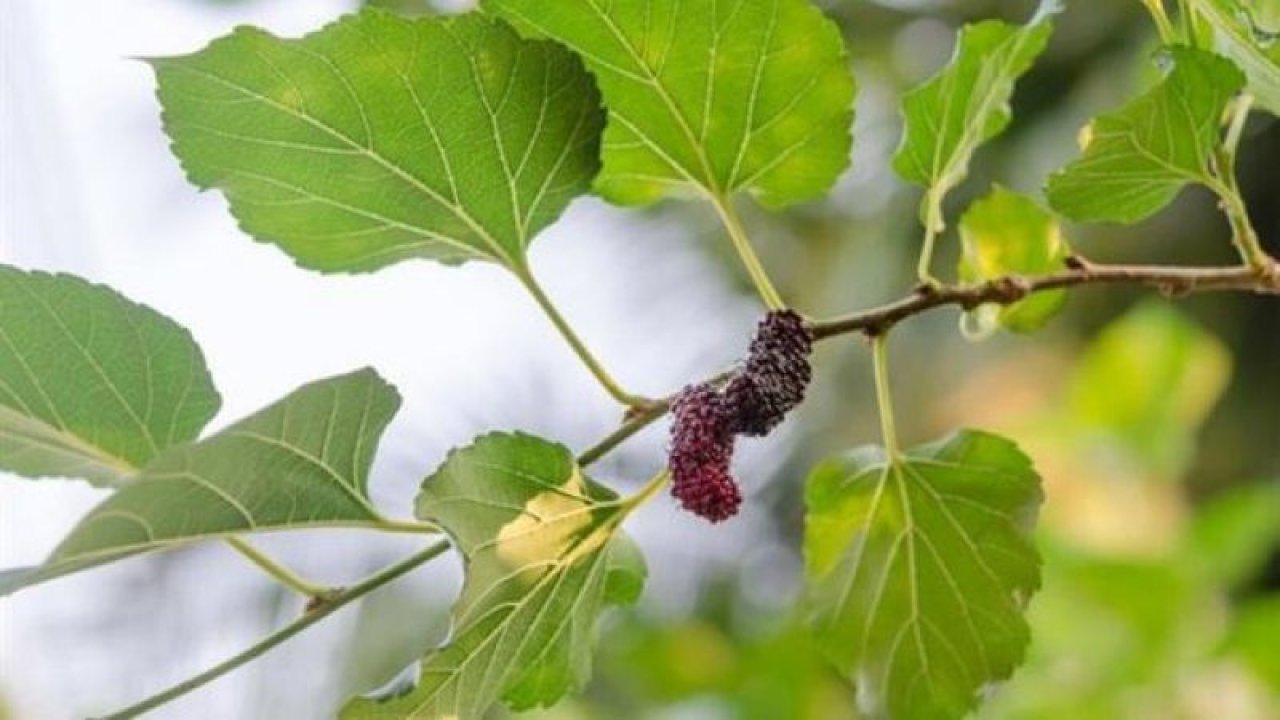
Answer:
[1046,47,1245,223]
[344,432,645,719]
[484,0,856,208]
[152,10,604,273]
[1,368,400,597]
[805,430,1043,720]
[0,266,220,487]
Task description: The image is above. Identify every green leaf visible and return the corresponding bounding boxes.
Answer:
[484,0,855,208]
[1186,481,1280,588]
[957,186,1070,334]
[0,567,36,597]
[2,368,400,597]
[804,430,1043,720]
[973,543,1205,720]
[153,10,603,273]
[1226,597,1280,691]
[1067,302,1230,477]
[344,432,646,719]
[0,266,220,487]
[892,5,1055,205]
[1188,0,1280,116]
[1046,47,1245,223]
[1262,0,1280,27]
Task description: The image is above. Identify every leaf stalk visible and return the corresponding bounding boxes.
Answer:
[1141,0,1179,42]
[95,540,452,720]
[871,335,902,460]
[227,537,333,599]
[1209,95,1272,270]
[916,189,946,287]
[622,469,671,512]
[712,195,786,310]
[514,265,652,409]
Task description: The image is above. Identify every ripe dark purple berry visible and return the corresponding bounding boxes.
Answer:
[665,311,813,523]
[668,383,741,523]
[724,309,814,436]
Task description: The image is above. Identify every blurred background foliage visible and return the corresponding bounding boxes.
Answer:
[3,0,1277,717]
[515,0,1280,716]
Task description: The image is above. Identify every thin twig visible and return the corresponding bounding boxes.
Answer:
[812,257,1280,339]
[577,257,1280,467]
[95,540,451,720]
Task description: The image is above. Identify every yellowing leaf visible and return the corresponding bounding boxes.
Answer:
[958,187,1070,334]
[344,433,645,719]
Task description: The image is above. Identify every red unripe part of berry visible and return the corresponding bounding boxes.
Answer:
[668,383,741,522]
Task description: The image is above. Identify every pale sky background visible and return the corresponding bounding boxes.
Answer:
[0,1,818,717]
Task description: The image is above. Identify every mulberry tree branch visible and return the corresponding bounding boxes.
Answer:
[811,256,1280,339]
[96,540,452,720]
[576,256,1280,467]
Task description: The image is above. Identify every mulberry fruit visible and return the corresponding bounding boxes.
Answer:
[724,309,814,436]
[665,311,814,523]
[668,383,741,522]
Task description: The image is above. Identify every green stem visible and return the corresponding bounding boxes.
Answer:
[514,265,649,408]
[1142,0,1178,42]
[1224,94,1252,159]
[916,189,945,287]
[1209,95,1271,270]
[95,540,451,720]
[370,519,442,535]
[711,195,785,310]
[871,334,901,460]
[622,469,671,512]
[1215,183,1270,269]
[226,537,332,599]
[1176,0,1196,45]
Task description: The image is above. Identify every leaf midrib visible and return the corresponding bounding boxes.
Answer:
[0,406,140,480]
[834,455,1026,686]
[410,518,619,716]
[931,22,1045,190]
[48,517,403,568]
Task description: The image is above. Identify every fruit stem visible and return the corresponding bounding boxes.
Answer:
[872,334,902,460]
[712,195,786,310]
[514,265,651,409]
